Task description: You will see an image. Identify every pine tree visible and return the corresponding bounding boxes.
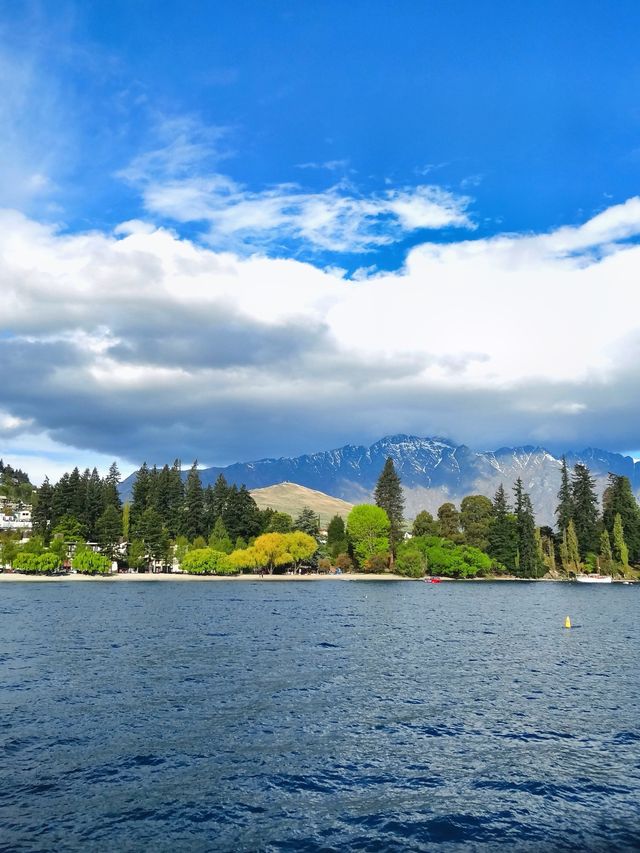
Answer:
[205,474,229,534]
[293,506,320,538]
[326,514,347,557]
[612,512,629,568]
[603,474,640,562]
[555,456,573,535]
[182,461,205,541]
[487,485,518,572]
[562,519,581,574]
[130,463,152,532]
[513,478,543,578]
[374,457,405,555]
[104,462,122,511]
[223,485,261,542]
[208,517,233,553]
[599,529,614,575]
[84,468,104,540]
[31,477,54,543]
[570,463,599,558]
[96,505,122,559]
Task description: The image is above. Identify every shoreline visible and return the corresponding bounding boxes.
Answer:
[0,572,633,583]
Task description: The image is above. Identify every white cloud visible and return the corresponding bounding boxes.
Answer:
[120,119,473,253]
[1,198,640,469]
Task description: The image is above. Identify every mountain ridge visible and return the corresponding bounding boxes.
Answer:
[120,435,640,526]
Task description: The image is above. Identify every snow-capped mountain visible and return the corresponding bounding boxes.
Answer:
[121,435,640,525]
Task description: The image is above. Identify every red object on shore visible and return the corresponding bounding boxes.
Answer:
[427,577,441,583]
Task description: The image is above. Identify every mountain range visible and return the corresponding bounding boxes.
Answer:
[120,435,640,526]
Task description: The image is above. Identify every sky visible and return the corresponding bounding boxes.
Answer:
[2,0,640,483]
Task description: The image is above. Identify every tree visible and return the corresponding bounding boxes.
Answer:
[130,463,152,532]
[487,485,518,572]
[223,485,262,542]
[182,462,205,541]
[599,529,614,575]
[104,461,122,511]
[293,506,320,538]
[96,505,122,558]
[205,474,229,531]
[460,495,493,551]
[122,502,130,540]
[31,476,54,542]
[208,517,233,554]
[326,514,347,557]
[612,513,629,569]
[394,546,426,578]
[267,511,293,533]
[555,456,573,536]
[72,550,111,575]
[513,479,543,578]
[412,510,439,537]
[181,548,236,575]
[136,507,166,562]
[603,474,640,562]
[570,463,599,558]
[374,457,405,555]
[252,533,292,573]
[437,503,461,541]
[84,467,104,540]
[346,504,390,567]
[284,531,317,568]
[560,519,581,574]
[52,515,85,543]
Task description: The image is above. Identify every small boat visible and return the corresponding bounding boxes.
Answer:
[575,574,612,584]
[424,577,442,583]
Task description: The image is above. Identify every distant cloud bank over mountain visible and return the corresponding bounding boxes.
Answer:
[121,435,640,526]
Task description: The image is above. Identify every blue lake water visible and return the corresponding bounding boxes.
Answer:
[1,579,639,851]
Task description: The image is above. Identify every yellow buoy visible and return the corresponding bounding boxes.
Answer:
[564,616,571,629]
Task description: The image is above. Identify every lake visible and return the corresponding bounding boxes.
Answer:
[1,580,639,851]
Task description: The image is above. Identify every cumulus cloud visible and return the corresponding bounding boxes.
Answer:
[1,198,640,475]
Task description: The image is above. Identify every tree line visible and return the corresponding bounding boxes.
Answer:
[2,454,638,579]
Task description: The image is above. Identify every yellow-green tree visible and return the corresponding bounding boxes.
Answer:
[284,531,317,569]
[253,533,292,573]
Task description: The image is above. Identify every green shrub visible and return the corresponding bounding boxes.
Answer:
[394,547,426,578]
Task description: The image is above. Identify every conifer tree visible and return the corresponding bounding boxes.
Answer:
[555,456,573,535]
[223,485,261,542]
[599,529,614,575]
[130,463,152,531]
[374,457,405,555]
[32,476,55,543]
[487,485,518,572]
[612,512,629,568]
[182,461,205,541]
[570,463,599,558]
[96,505,122,559]
[326,514,347,557]
[562,519,581,573]
[513,478,543,577]
[208,517,233,553]
[84,468,104,540]
[104,462,122,511]
[603,474,640,562]
[294,506,320,538]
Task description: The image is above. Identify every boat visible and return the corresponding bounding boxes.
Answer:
[424,577,442,583]
[575,574,612,584]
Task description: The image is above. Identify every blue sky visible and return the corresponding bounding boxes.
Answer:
[2,1,640,480]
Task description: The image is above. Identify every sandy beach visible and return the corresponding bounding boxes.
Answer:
[0,571,409,583]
